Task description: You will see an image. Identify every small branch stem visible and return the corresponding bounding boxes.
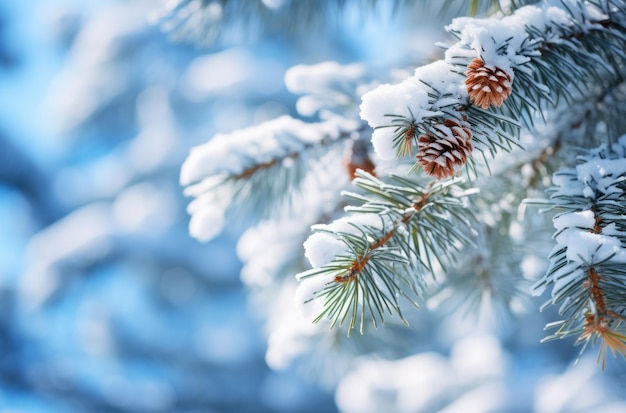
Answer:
[335,180,436,283]
[579,205,626,368]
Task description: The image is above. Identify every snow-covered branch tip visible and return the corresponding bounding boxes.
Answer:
[532,135,626,369]
[295,172,477,334]
[180,116,365,241]
[359,0,626,180]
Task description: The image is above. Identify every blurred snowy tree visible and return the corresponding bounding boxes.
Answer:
[1,1,339,412]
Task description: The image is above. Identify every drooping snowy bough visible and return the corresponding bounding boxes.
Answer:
[180,0,626,367]
[532,136,626,368]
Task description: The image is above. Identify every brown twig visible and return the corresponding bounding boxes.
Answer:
[335,180,436,283]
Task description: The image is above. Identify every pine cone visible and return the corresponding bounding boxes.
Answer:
[465,57,512,109]
[416,119,473,179]
[344,139,376,180]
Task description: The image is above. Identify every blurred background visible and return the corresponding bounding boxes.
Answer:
[0,0,343,411]
[1,1,625,412]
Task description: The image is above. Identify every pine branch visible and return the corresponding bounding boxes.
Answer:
[180,60,386,242]
[174,0,626,372]
[360,0,626,179]
[295,172,477,334]
[532,136,626,369]
[180,116,364,241]
[426,126,567,323]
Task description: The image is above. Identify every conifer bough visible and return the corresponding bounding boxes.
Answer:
[180,0,626,368]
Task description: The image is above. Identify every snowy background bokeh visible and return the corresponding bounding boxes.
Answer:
[1,1,625,412]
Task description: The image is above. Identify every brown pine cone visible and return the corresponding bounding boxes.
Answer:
[465,57,512,109]
[344,139,377,180]
[416,119,473,179]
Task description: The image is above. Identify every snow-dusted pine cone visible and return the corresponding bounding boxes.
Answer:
[465,57,512,109]
[416,119,473,179]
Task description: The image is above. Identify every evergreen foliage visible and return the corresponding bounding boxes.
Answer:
[177,0,626,373]
[532,136,626,368]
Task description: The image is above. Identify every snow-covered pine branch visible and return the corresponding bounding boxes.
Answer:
[360,0,626,179]
[180,61,381,242]
[532,135,626,368]
[180,115,368,241]
[178,0,626,370]
[295,172,477,333]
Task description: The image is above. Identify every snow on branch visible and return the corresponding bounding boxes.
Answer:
[295,172,477,334]
[174,0,626,369]
[180,115,361,241]
[360,0,626,179]
[532,135,626,368]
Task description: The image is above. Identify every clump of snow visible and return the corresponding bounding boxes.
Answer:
[553,210,595,232]
[311,213,386,240]
[533,357,620,413]
[360,60,466,162]
[558,230,624,264]
[238,215,315,288]
[286,62,367,95]
[180,115,349,186]
[264,282,328,370]
[303,232,346,269]
[576,158,626,198]
[550,169,585,197]
[360,79,431,160]
[335,335,512,413]
[447,0,609,70]
[446,3,576,70]
[21,203,114,310]
[188,199,227,242]
[294,213,391,316]
[413,60,466,97]
[184,179,231,242]
[298,213,387,276]
[335,352,453,413]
